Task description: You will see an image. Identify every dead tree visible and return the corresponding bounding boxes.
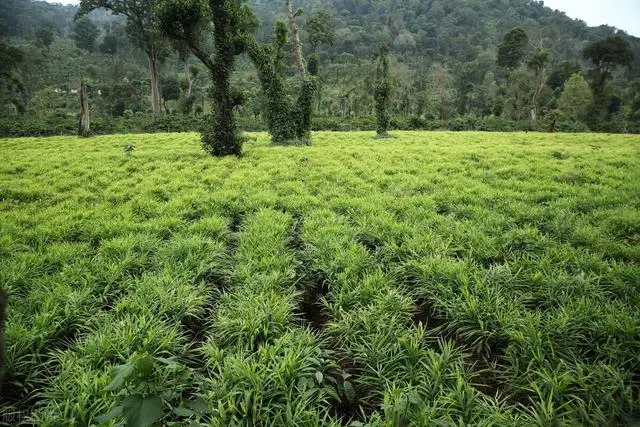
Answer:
[79,80,90,137]
[286,0,306,78]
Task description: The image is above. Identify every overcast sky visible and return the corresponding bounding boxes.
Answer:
[43,0,640,37]
[544,0,639,37]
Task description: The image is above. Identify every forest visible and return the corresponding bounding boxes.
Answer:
[1,0,639,139]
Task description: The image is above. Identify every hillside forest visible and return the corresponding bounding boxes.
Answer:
[1,0,639,139]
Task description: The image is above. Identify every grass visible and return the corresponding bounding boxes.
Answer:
[0,131,639,426]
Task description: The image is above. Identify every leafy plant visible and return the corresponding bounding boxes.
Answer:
[124,142,135,156]
[97,353,212,427]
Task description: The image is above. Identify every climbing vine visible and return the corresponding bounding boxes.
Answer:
[245,20,318,145]
[157,0,257,156]
[374,43,392,138]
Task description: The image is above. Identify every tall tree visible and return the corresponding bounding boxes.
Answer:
[303,8,336,53]
[157,0,258,155]
[72,17,99,52]
[34,26,54,52]
[0,43,27,115]
[497,27,528,71]
[558,73,592,123]
[244,20,318,144]
[100,33,119,56]
[527,48,550,122]
[583,36,634,96]
[172,40,196,113]
[78,0,165,120]
[583,36,634,127]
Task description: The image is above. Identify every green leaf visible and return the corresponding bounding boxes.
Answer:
[135,354,155,377]
[173,406,195,417]
[343,381,355,403]
[123,395,163,427]
[185,397,210,415]
[303,387,319,399]
[95,405,123,423]
[324,387,341,402]
[315,371,323,384]
[105,363,135,392]
[156,356,179,366]
[408,393,421,405]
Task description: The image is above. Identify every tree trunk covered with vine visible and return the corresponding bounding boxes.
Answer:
[374,43,392,138]
[245,21,318,145]
[202,1,244,156]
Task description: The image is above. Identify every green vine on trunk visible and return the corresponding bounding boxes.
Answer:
[156,0,257,156]
[374,43,392,138]
[245,21,318,145]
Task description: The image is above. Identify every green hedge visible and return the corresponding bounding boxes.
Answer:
[0,114,628,138]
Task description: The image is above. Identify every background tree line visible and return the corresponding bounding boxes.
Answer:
[1,0,639,137]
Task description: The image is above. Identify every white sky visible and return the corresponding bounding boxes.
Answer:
[544,0,640,37]
[42,0,640,37]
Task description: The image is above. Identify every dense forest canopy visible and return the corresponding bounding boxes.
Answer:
[1,0,639,136]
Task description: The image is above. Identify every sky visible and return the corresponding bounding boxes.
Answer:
[543,0,640,37]
[42,0,640,37]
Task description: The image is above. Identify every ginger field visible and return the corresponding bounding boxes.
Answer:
[0,131,639,426]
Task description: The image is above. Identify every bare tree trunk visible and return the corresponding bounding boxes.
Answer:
[286,0,306,78]
[148,47,163,120]
[530,63,547,124]
[79,80,90,137]
[184,56,193,99]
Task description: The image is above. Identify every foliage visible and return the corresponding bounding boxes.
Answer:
[35,26,55,52]
[0,288,5,395]
[95,353,211,427]
[0,43,27,115]
[2,132,638,425]
[123,142,135,155]
[547,61,581,91]
[78,0,166,120]
[100,33,119,56]
[72,17,99,52]
[2,0,640,138]
[303,8,336,51]
[584,36,635,90]
[161,75,181,103]
[497,27,529,71]
[558,73,593,123]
